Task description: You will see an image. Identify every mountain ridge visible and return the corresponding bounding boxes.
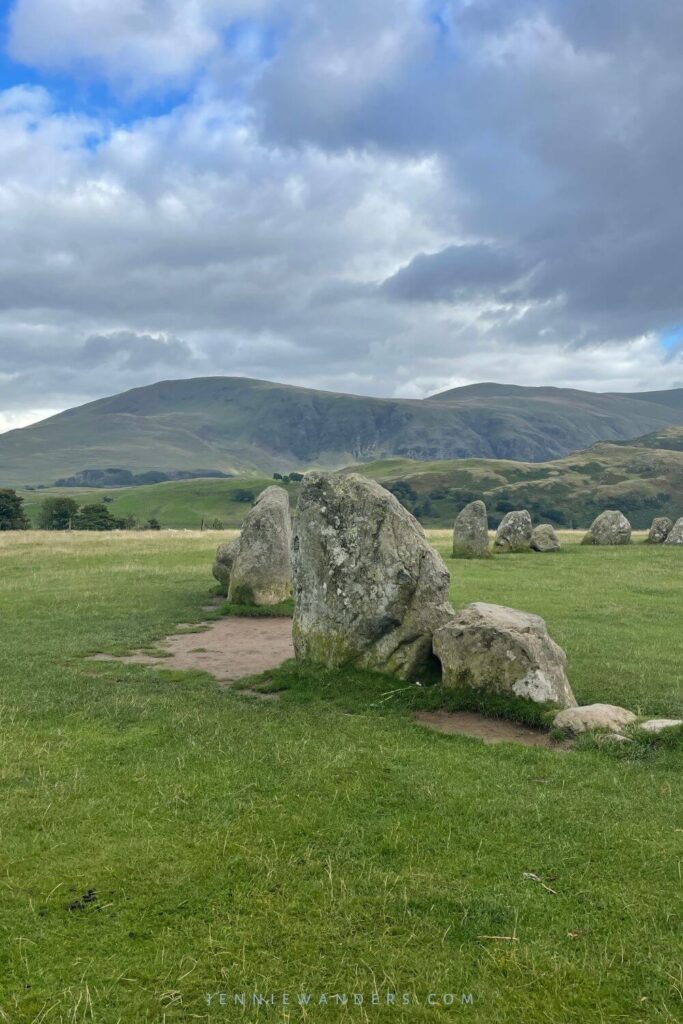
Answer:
[3,375,683,487]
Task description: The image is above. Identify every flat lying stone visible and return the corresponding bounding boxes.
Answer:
[553,703,636,735]
[638,718,683,734]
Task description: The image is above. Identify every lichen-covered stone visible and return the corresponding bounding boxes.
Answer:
[582,510,631,546]
[531,523,560,552]
[292,472,455,680]
[452,500,489,558]
[638,718,683,734]
[212,538,239,589]
[553,703,637,735]
[664,517,683,545]
[493,510,532,552]
[647,517,673,544]
[228,486,292,605]
[433,602,576,708]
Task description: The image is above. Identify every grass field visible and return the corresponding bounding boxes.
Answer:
[0,531,681,1022]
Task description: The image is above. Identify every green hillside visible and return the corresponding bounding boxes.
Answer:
[20,477,299,530]
[20,426,683,530]
[4,376,683,487]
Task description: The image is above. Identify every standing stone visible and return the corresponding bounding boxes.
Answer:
[212,537,239,589]
[493,510,532,552]
[664,517,683,545]
[228,486,292,605]
[452,500,489,558]
[582,510,631,546]
[292,472,455,680]
[648,517,673,544]
[531,523,560,552]
[433,602,576,708]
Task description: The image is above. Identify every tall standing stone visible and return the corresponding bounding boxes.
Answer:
[452,500,489,558]
[494,510,532,552]
[292,472,455,680]
[648,517,673,544]
[228,486,292,605]
[582,510,631,546]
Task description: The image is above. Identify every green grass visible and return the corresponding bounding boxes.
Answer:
[0,531,681,1022]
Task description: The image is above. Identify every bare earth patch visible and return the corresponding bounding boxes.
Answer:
[415,709,574,750]
[89,616,294,694]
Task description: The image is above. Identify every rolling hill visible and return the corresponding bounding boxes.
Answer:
[4,376,683,487]
[18,426,683,531]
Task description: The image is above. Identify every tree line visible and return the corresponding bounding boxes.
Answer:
[0,490,160,531]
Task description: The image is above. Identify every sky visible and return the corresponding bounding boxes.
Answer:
[1,0,683,431]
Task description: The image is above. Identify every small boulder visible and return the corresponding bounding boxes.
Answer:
[228,486,292,605]
[582,510,631,546]
[452,500,489,558]
[553,703,636,735]
[664,517,683,545]
[531,523,560,552]
[212,538,239,588]
[493,510,532,552]
[292,472,455,680]
[638,718,683,734]
[433,602,576,708]
[647,517,673,544]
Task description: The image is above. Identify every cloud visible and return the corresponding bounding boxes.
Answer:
[1,0,683,430]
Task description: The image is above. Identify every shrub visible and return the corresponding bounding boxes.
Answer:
[233,488,255,503]
[38,497,80,530]
[74,504,118,531]
[0,489,30,530]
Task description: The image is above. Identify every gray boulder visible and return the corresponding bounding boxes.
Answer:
[494,510,532,552]
[452,500,489,558]
[212,538,239,589]
[531,523,560,552]
[553,704,636,735]
[582,510,631,546]
[433,602,576,708]
[647,517,673,544]
[292,472,455,680]
[664,517,683,545]
[228,486,292,605]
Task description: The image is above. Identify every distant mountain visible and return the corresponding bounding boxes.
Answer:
[3,375,683,487]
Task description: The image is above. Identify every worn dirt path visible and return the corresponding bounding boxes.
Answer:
[415,710,573,749]
[90,616,294,686]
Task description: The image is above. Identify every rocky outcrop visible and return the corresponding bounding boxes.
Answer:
[582,510,631,546]
[553,703,636,735]
[647,517,673,544]
[433,602,576,708]
[531,523,560,552]
[452,500,489,558]
[664,517,683,545]
[291,472,455,680]
[493,510,532,552]
[227,486,292,605]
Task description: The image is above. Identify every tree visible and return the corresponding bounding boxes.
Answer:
[288,471,304,482]
[0,489,30,530]
[272,472,283,480]
[38,497,80,530]
[147,517,161,530]
[74,503,117,531]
